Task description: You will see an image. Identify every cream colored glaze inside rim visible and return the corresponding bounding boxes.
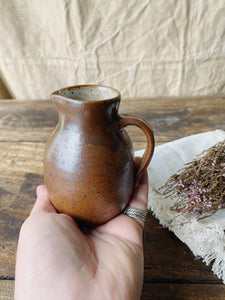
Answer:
[57,86,119,101]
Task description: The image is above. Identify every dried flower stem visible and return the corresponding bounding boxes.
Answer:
[160,140,225,220]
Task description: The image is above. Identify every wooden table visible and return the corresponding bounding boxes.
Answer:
[0,96,225,299]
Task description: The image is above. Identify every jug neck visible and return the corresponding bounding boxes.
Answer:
[52,94,121,126]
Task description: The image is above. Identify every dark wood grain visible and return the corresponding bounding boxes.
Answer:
[143,214,219,282]
[0,96,224,299]
[141,283,225,300]
[1,96,224,144]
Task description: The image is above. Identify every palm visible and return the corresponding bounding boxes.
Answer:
[15,171,148,300]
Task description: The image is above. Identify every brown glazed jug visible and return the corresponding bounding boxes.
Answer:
[44,85,154,226]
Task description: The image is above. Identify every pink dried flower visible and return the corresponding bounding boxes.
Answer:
[160,139,225,220]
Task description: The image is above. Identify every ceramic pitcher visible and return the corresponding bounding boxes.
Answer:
[44,85,154,225]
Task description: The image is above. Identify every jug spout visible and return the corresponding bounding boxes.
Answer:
[51,85,121,124]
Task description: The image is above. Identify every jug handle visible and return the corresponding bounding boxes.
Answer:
[119,114,155,187]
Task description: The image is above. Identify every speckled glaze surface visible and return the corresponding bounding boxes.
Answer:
[44,85,154,225]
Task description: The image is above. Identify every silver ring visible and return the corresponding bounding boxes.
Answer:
[123,206,147,222]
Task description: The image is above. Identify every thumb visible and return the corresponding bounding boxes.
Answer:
[30,185,57,215]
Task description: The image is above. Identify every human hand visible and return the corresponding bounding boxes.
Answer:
[15,169,148,300]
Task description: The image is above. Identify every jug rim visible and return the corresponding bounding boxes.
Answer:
[50,84,121,103]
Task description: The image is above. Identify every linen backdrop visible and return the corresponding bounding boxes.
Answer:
[0,0,224,99]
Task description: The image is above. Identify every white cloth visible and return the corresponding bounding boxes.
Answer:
[136,130,225,282]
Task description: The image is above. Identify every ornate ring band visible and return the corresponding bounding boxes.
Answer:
[123,206,147,222]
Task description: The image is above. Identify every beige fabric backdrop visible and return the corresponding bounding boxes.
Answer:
[0,0,224,99]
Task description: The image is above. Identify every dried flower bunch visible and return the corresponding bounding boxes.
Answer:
[161,140,225,220]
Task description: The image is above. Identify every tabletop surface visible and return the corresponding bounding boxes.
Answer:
[0,96,225,299]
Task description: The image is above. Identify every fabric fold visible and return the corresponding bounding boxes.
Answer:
[136,130,225,282]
